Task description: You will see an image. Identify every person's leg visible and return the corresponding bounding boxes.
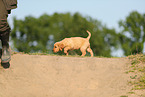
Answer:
[0,0,11,68]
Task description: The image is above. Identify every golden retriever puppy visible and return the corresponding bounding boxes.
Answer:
[53,30,94,57]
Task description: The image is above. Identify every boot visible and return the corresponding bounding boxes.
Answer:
[1,46,11,63]
[1,45,11,68]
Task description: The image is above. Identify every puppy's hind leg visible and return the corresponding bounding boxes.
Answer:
[80,48,86,56]
[87,47,94,57]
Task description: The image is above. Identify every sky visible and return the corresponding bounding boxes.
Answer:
[7,0,145,56]
[8,0,145,30]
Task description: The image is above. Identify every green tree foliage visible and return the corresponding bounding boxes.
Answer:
[11,12,118,57]
[119,11,145,55]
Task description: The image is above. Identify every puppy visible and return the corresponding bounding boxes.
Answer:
[53,30,94,57]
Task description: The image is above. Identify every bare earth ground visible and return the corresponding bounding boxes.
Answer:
[0,54,144,97]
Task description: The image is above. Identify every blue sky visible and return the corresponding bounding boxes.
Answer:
[8,0,145,56]
[8,0,145,30]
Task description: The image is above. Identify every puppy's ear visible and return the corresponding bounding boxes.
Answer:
[54,42,60,48]
[59,44,64,51]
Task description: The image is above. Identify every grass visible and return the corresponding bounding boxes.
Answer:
[11,51,110,58]
[128,54,145,90]
[120,96,128,97]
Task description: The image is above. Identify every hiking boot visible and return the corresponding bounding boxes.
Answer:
[1,46,11,63]
[1,62,10,69]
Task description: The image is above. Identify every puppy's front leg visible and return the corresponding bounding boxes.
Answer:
[64,47,70,56]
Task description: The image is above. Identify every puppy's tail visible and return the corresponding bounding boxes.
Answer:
[86,30,91,40]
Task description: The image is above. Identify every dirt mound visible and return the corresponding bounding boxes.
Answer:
[0,54,142,97]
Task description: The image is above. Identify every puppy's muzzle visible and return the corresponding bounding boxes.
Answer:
[53,47,59,53]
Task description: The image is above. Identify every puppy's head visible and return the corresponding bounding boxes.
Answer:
[53,42,64,53]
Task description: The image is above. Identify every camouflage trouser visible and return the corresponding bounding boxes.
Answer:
[0,0,10,47]
[0,0,10,36]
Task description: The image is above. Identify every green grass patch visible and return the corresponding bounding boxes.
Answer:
[11,51,110,58]
[120,96,128,97]
[128,54,145,90]
[128,91,135,94]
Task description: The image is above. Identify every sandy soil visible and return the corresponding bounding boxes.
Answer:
[0,54,144,97]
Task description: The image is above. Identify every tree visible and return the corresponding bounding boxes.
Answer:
[119,11,145,55]
[11,12,119,57]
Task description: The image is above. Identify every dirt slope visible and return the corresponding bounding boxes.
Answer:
[0,54,143,97]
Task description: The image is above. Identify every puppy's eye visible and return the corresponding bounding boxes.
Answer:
[55,46,57,48]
